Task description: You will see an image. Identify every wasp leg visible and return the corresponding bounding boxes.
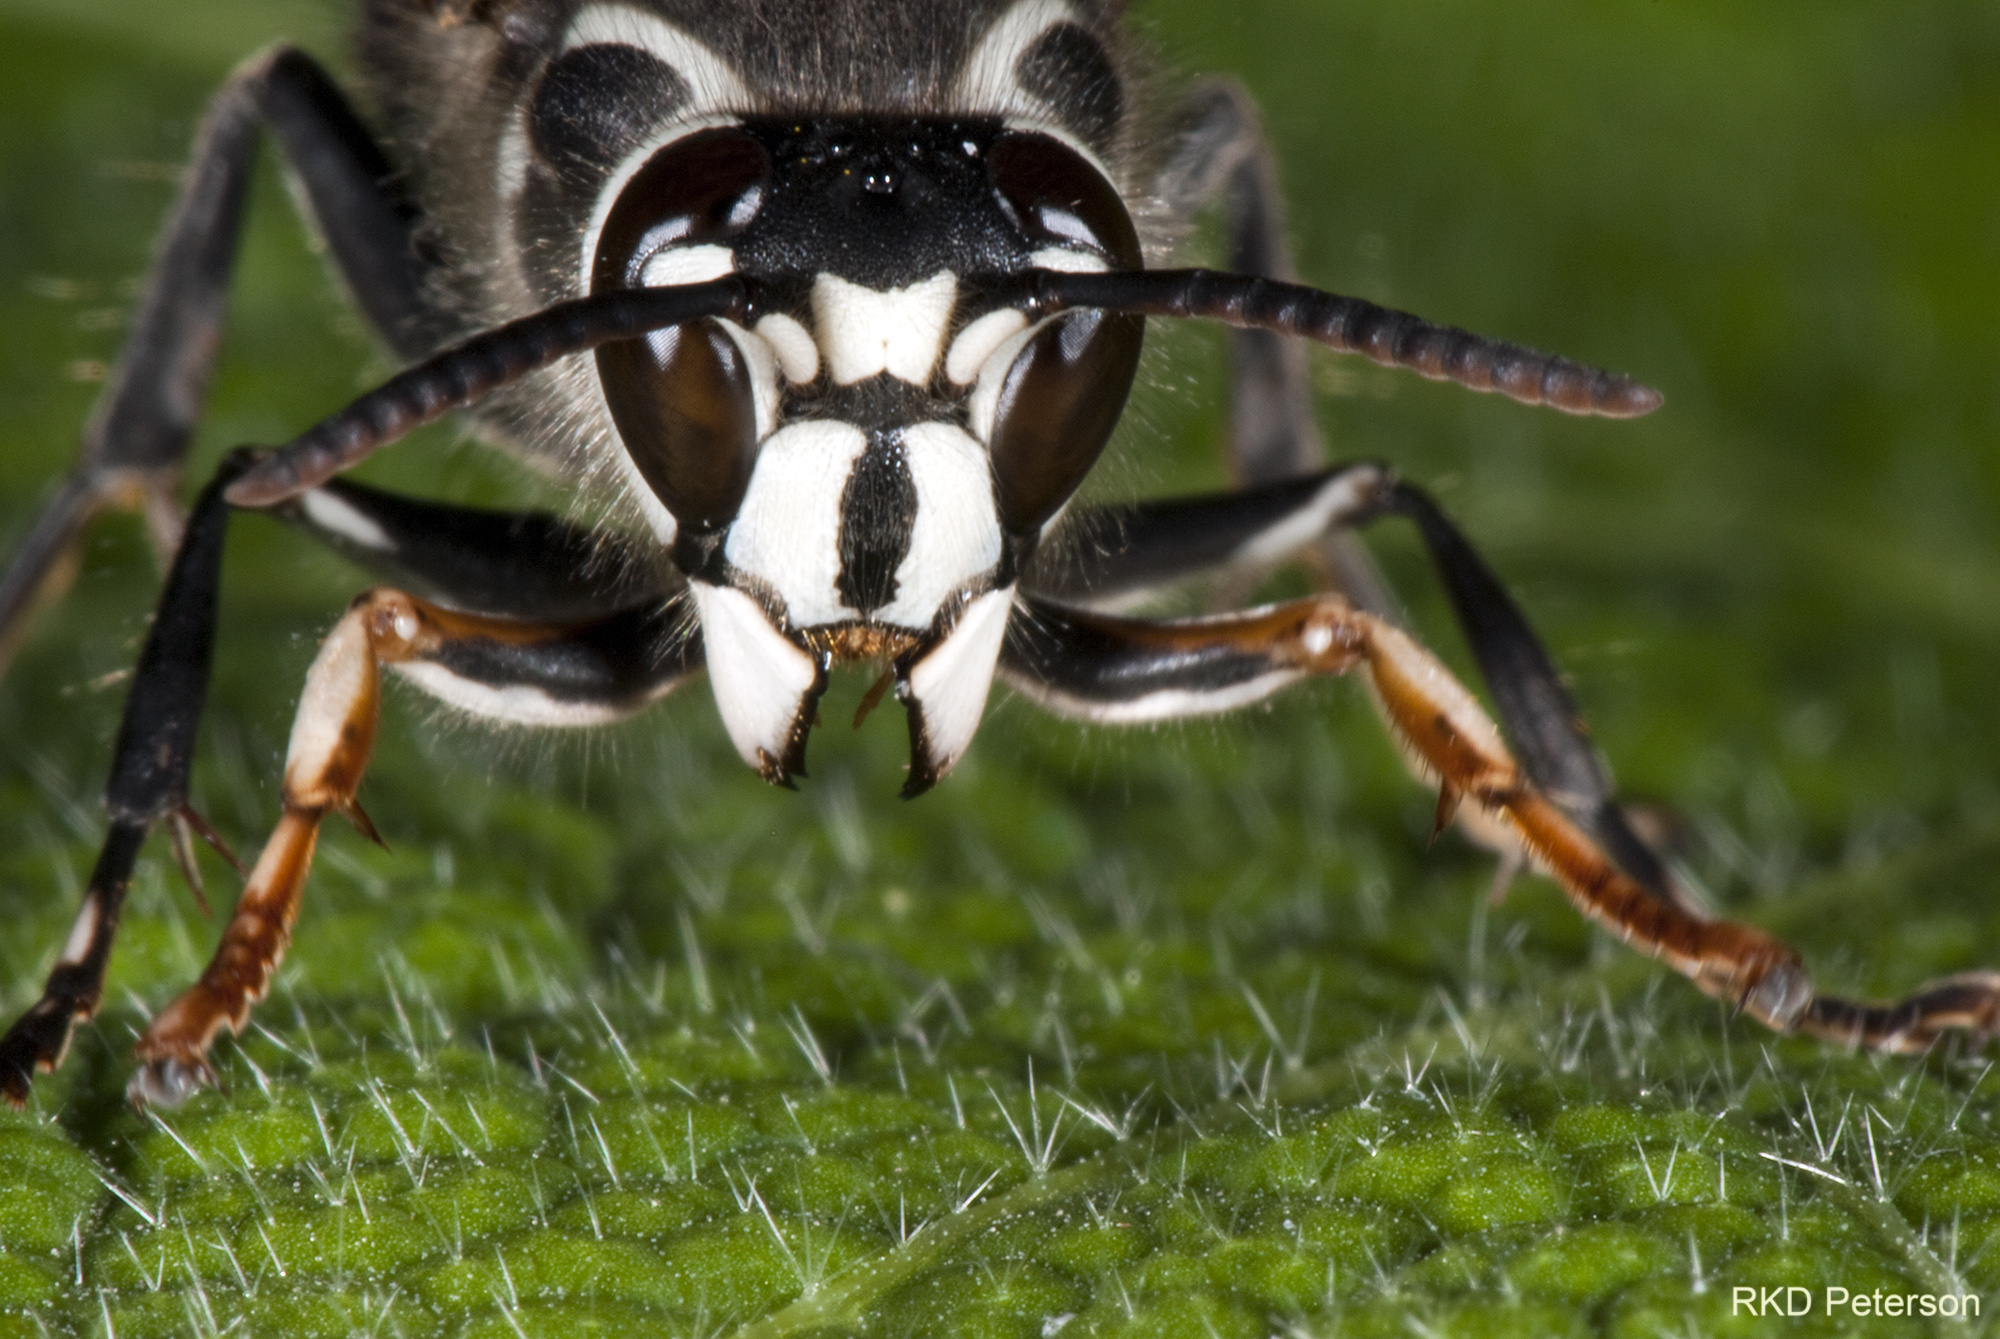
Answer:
[1032,462,1394,606]
[1035,465,1685,910]
[1005,592,2000,1053]
[1152,81,1396,615]
[121,586,699,1106]
[1376,483,1684,905]
[1157,79,1323,487]
[0,451,697,1104]
[0,455,248,1105]
[997,594,1836,1038]
[0,47,452,672]
[275,477,671,622]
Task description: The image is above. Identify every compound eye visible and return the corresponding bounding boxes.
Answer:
[592,128,770,546]
[987,131,1140,269]
[987,308,1144,536]
[598,325,758,537]
[591,127,770,289]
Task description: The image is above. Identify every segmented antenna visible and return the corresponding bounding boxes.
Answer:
[228,265,1658,510]
[226,278,753,507]
[1024,269,1662,418]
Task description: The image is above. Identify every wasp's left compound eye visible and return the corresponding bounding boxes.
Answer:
[593,129,772,548]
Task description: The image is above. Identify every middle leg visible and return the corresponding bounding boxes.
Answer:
[1152,79,1397,615]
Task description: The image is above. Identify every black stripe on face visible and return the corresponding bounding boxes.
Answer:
[1013,23,1122,151]
[835,430,919,617]
[529,43,691,181]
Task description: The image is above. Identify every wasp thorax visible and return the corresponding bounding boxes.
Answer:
[592,128,770,554]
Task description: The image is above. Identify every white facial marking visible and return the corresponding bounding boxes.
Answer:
[58,899,100,967]
[955,0,1078,119]
[879,423,1005,628]
[723,422,869,626]
[1233,470,1382,567]
[579,112,743,296]
[946,308,1028,386]
[905,587,1016,779]
[563,6,750,110]
[715,318,781,440]
[300,489,392,552]
[639,244,735,288]
[967,318,1045,444]
[1301,621,1335,658]
[1027,245,1107,275]
[754,314,820,384]
[691,582,820,771]
[393,662,665,727]
[539,9,746,292]
[955,4,1123,184]
[813,271,959,385]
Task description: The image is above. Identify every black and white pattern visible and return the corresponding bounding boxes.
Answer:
[488,1,1140,777]
[24,0,1867,1110]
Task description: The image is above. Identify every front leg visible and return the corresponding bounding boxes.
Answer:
[1037,466,1684,906]
[130,587,701,1106]
[1000,593,2000,1050]
[0,451,699,1105]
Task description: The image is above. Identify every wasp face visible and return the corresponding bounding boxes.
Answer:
[462,0,1146,785]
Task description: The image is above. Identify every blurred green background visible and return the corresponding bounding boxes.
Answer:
[3,1,2000,1335]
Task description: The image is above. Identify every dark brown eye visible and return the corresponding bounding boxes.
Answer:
[591,127,770,289]
[982,134,1143,538]
[592,129,771,546]
[597,326,758,536]
[987,131,1140,268]
[987,307,1144,536]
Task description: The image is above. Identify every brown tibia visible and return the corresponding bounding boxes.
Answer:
[1355,602,2000,1046]
[1333,603,1816,1031]
[128,589,430,1105]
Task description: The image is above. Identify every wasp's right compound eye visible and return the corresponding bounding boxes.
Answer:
[980,132,1143,536]
[593,129,772,543]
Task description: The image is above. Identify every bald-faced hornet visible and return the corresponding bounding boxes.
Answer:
[4,0,1996,1109]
